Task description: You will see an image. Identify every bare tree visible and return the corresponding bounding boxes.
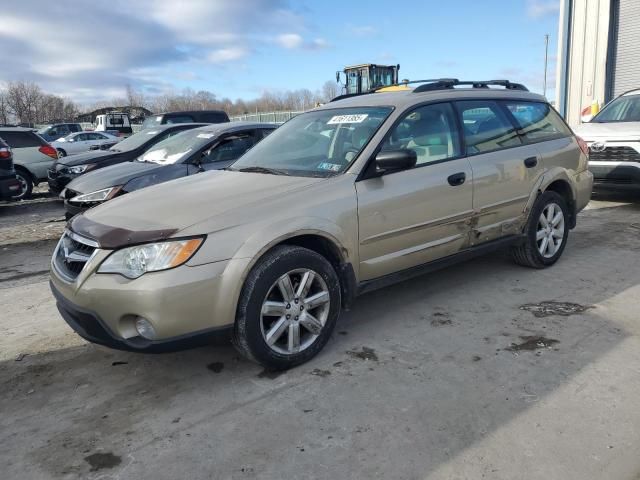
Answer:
[321,80,339,102]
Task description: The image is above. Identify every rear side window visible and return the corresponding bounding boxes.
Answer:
[200,112,229,123]
[69,124,82,132]
[0,131,45,148]
[455,101,521,154]
[504,101,571,142]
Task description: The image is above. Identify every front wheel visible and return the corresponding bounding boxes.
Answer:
[233,245,341,370]
[512,191,569,268]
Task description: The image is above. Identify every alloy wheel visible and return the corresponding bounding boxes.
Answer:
[536,202,565,258]
[13,174,28,199]
[260,268,330,355]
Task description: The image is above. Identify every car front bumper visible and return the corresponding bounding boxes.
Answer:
[47,168,75,192]
[589,161,640,187]
[50,239,246,352]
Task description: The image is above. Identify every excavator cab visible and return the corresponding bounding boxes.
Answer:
[337,64,400,95]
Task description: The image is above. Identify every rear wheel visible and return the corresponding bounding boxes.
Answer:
[12,169,33,200]
[233,245,341,370]
[512,191,569,268]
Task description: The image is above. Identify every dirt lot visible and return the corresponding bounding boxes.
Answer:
[1,190,640,480]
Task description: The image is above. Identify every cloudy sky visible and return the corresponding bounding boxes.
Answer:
[0,0,560,103]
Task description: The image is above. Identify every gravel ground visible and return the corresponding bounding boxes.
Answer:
[1,190,640,480]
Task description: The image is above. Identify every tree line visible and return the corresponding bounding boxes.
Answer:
[0,80,342,125]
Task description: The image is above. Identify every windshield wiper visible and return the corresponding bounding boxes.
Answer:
[235,166,289,176]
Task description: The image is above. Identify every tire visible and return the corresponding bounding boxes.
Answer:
[56,149,66,157]
[511,191,569,268]
[12,169,33,200]
[233,245,341,370]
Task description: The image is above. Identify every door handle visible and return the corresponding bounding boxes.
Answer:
[447,172,466,186]
[524,156,538,168]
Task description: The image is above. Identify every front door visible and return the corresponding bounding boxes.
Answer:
[356,102,474,280]
[454,100,545,244]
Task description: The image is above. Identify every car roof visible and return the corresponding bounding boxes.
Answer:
[621,88,640,96]
[156,110,227,115]
[0,126,37,132]
[140,122,209,132]
[189,121,277,135]
[316,87,547,111]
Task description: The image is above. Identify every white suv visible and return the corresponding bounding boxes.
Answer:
[573,88,640,188]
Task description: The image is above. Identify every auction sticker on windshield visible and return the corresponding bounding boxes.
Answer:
[327,114,368,124]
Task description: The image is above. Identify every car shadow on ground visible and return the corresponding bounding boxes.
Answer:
[1,196,640,478]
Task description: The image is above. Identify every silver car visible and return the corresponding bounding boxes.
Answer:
[0,127,59,199]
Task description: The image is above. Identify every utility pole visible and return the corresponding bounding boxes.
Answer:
[543,34,550,97]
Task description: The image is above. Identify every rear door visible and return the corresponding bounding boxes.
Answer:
[355,102,473,280]
[454,100,544,244]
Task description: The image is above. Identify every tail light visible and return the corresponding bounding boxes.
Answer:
[576,136,589,157]
[0,147,11,159]
[39,145,59,159]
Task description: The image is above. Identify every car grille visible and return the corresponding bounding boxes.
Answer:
[53,231,98,281]
[589,146,640,162]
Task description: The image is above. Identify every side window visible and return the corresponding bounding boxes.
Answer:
[504,101,572,143]
[70,124,81,132]
[382,103,460,166]
[203,135,256,163]
[76,133,88,141]
[455,101,521,154]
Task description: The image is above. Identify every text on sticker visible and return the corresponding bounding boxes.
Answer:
[327,114,369,124]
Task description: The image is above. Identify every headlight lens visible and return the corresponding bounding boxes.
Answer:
[67,164,93,174]
[70,186,122,203]
[98,238,204,279]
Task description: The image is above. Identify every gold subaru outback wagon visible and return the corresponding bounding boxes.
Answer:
[50,79,593,370]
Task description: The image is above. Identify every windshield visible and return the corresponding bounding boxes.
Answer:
[592,94,640,122]
[231,107,392,176]
[137,128,215,165]
[110,128,162,152]
[142,116,163,129]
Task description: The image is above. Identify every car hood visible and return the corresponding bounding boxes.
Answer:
[573,121,640,141]
[56,149,119,166]
[71,170,325,247]
[66,161,163,194]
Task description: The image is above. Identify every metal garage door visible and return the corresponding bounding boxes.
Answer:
[610,0,640,98]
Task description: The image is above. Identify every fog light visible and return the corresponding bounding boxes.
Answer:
[135,317,156,340]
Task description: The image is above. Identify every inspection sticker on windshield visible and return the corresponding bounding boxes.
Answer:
[318,162,342,172]
[197,133,214,139]
[327,114,368,124]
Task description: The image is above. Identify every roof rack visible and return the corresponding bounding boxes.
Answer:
[413,79,528,93]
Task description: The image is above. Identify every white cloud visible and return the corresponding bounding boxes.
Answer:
[275,33,329,50]
[276,33,304,49]
[527,0,560,19]
[208,47,249,63]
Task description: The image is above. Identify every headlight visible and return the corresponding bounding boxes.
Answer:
[67,165,90,174]
[70,186,122,203]
[98,238,204,279]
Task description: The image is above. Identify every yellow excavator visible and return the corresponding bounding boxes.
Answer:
[336,64,402,95]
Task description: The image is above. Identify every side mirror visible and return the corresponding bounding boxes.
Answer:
[375,149,417,173]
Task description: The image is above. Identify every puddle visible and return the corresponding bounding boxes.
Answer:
[346,346,378,362]
[506,336,559,352]
[84,452,121,472]
[519,301,591,317]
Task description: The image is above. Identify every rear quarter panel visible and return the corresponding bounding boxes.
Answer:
[13,147,54,180]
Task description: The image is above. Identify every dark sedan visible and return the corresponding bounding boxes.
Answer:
[47,123,207,193]
[62,122,276,218]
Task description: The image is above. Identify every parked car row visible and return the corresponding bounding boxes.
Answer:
[49,80,594,370]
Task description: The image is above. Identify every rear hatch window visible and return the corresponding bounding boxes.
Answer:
[0,131,47,148]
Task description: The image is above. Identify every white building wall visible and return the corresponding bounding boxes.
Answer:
[556,0,612,126]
